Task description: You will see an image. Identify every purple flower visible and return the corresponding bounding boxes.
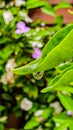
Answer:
[15,21,30,34]
[67,110,72,116]
[32,47,42,59]
[17,21,26,29]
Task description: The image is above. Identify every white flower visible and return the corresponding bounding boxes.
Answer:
[25,33,31,37]
[6,71,15,83]
[0,116,7,122]
[3,10,13,24]
[55,123,60,127]
[30,41,37,47]
[19,11,33,23]
[37,42,43,48]
[20,98,33,111]
[31,78,36,83]
[25,16,33,23]
[50,101,62,113]
[1,58,16,85]
[59,63,65,66]
[34,110,43,116]
[19,11,26,17]
[6,59,16,72]
[1,72,8,85]
[15,0,25,7]
[0,1,5,8]
[35,36,41,41]
[30,41,43,48]
[9,1,14,6]
[62,91,67,94]
[1,71,15,85]
[36,27,40,32]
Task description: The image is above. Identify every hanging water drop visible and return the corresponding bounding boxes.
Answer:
[33,71,44,80]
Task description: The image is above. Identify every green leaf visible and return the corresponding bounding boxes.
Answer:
[2,93,13,101]
[26,0,40,5]
[0,36,11,44]
[54,121,69,130]
[54,1,72,10]
[36,29,73,72]
[58,92,73,111]
[24,108,53,129]
[0,105,6,112]
[10,7,19,15]
[55,86,73,93]
[69,121,73,130]
[55,62,73,72]
[0,45,13,63]
[0,124,4,130]
[42,108,53,119]
[52,66,73,87]
[53,111,71,124]
[26,0,47,9]
[22,85,38,99]
[24,117,40,129]
[13,24,73,75]
[54,16,63,25]
[42,24,73,58]
[41,68,73,93]
[54,112,71,130]
[13,57,42,75]
[41,4,55,16]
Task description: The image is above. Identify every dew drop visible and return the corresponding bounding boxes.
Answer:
[33,71,44,80]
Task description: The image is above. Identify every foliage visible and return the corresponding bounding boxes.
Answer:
[0,0,73,130]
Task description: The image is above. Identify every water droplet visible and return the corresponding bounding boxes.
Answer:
[33,71,44,80]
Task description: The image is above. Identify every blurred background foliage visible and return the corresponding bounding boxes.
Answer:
[0,0,73,130]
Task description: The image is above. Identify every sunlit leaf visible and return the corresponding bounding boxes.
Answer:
[58,92,73,111]
[13,24,73,75]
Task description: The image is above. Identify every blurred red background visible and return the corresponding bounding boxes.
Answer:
[29,0,73,24]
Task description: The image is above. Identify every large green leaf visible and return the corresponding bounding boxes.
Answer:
[13,24,73,75]
[36,29,73,72]
[42,24,73,58]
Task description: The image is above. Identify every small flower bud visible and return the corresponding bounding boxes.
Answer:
[67,110,72,116]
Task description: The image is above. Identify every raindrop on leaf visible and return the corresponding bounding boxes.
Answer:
[33,71,44,80]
